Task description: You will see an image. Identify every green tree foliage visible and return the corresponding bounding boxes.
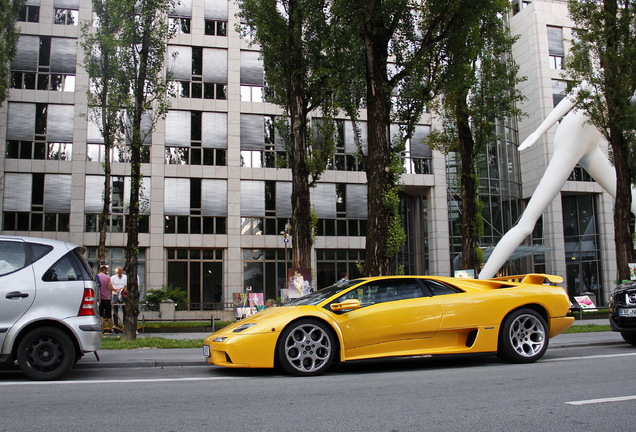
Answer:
[82,0,175,339]
[239,0,338,269]
[426,0,525,273]
[0,0,23,108]
[329,0,499,275]
[566,0,636,281]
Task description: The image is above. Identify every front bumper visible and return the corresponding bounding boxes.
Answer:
[203,331,280,369]
[609,313,636,333]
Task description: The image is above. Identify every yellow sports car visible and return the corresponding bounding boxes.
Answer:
[203,274,574,376]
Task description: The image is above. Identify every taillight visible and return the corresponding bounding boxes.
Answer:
[78,288,96,316]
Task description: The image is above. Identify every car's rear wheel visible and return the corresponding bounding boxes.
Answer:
[497,308,548,363]
[277,319,335,376]
[16,327,76,380]
[620,332,636,346]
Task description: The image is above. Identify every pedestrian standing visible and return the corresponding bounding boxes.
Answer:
[96,265,115,333]
[111,267,127,331]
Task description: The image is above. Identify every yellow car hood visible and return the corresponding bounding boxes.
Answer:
[206,305,321,339]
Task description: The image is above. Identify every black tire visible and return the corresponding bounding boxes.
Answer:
[16,327,76,380]
[277,319,335,376]
[497,308,549,363]
[620,332,636,346]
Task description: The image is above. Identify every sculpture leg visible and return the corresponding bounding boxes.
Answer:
[580,148,636,216]
[479,150,585,279]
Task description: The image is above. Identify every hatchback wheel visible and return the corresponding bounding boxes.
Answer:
[277,320,335,376]
[498,308,548,363]
[16,327,76,380]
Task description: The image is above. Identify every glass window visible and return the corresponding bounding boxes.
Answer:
[332,279,425,308]
[424,280,462,296]
[205,20,227,36]
[169,17,191,34]
[43,251,86,282]
[18,5,40,22]
[29,243,53,261]
[242,248,288,301]
[0,241,28,276]
[167,248,224,308]
[54,9,78,26]
[547,26,564,70]
[85,247,146,298]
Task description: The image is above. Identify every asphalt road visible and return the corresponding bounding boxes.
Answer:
[1,332,635,432]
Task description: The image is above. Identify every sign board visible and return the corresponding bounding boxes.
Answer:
[574,295,597,310]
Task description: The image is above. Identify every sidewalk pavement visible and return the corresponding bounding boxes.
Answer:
[76,318,625,370]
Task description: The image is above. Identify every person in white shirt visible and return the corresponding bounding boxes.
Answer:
[111,267,127,330]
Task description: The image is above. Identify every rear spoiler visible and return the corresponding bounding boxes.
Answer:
[488,274,564,285]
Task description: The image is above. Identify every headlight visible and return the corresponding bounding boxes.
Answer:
[233,323,257,333]
[213,336,228,342]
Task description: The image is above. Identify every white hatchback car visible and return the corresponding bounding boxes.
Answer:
[0,236,102,380]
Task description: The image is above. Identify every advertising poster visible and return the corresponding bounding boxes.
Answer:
[234,292,265,318]
[287,268,312,299]
[574,295,597,310]
[248,292,265,310]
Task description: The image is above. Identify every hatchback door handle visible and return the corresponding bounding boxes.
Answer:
[5,291,29,299]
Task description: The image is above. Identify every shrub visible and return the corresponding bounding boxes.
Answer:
[145,285,188,311]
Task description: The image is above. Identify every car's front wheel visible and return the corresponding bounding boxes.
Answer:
[498,308,548,363]
[16,327,76,380]
[620,332,636,346]
[277,319,335,376]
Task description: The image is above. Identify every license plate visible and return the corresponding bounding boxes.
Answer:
[202,345,210,357]
[619,308,636,317]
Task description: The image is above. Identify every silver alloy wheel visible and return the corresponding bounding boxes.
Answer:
[283,322,332,374]
[507,313,546,357]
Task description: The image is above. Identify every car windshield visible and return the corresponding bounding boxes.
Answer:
[284,279,362,306]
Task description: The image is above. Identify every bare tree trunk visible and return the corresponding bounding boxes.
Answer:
[363,36,396,276]
[455,95,480,273]
[122,17,150,340]
[604,0,634,282]
[608,128,634,281]
[123,137,140,340]
[288,0,313,270]
[122,116,142,340]
[289,108,313,269]
[97,163,111,264]
[98,106,111,264]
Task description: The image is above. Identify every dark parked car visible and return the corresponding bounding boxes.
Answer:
[609,281,636,345]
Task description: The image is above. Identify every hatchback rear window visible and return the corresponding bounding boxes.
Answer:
[43,250,89,282]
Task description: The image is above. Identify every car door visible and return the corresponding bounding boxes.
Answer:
[0,239,35,352]
[329,278,444,359]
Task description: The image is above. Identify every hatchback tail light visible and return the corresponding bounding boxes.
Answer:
[78,288,96,316]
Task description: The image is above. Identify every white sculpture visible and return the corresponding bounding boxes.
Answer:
[479,91,636,279]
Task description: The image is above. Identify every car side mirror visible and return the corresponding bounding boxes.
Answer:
[330,299,361,312]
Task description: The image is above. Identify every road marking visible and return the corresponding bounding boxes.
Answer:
[545,352,636,362]
[0,376,245,386]
[566,395,636,406]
